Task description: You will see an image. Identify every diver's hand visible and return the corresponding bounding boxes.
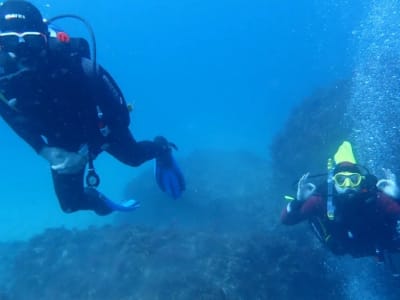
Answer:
[39,146,70,165]
[296,172,316,201]
[377,168,400,199]
[40,145,88,174]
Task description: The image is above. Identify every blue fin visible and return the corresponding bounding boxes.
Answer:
[155,152,185,199]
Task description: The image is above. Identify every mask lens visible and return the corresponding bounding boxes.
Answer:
[334,174,347,186]
[0,34,19,51]
[349,173,362,186]
[22,33,46,49]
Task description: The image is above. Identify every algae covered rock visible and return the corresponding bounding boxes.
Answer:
[3,225,344,300]
[270,80,352,193]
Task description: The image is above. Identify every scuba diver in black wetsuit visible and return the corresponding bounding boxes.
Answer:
[0,0,185,215]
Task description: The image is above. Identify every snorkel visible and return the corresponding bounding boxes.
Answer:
[327,157,335,220]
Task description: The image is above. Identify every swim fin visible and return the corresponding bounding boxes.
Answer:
[154,137,185,199]
[85,187,140,214]
[102,197,141,212]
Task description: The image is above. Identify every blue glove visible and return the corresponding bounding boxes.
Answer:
[154,136,186,199]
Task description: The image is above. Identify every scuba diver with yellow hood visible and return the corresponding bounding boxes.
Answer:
[281,141,400,276]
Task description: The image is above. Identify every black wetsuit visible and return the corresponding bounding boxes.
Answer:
[0,54,164,215]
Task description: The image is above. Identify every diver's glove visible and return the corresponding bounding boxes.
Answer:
[154,136,186,199]
[376,168,400,199]
[296,172,316,201]
[40,145,88,174]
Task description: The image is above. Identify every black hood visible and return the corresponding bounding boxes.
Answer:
[0,1,47,34]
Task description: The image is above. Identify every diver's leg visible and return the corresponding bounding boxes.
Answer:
[51,169,113,215]
[105,128,161,167]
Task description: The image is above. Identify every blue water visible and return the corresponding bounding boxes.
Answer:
[0,0,365,240]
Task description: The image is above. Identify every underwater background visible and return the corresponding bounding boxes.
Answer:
[0,0,360,240]
[2,0,400,299]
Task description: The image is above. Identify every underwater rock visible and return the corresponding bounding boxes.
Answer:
[3,80,399,299]
[2,225,344,300]
[119,149,274,232]
[270,80,352,195]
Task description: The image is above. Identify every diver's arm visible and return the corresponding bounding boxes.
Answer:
[281,195,324,225]
[377,192,400,218]
[0,102,46,153]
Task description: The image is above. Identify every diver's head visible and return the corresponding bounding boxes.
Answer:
[333,162,365,194]
[0,0,48,66]
[332,141,366,195]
